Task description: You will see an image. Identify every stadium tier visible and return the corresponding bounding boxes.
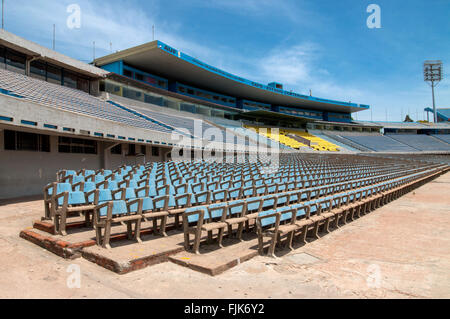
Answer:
[386,134,450,151]
[0,28,449,202]
[433,134,450,144]
[424,108,450,123]
[0,68,174,134]
[0,29,448,279]
[309,130,362,153]
[339,134,418,152]
[41,154,448,253]
[244,125,308,150]
[283,130,340,152]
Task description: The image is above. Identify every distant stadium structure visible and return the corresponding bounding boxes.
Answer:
[0,29,449,200]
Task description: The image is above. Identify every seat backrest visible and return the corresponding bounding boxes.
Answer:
[192,182,205,193]
[259,210,278,227]
[276,193,289,205]
[208,203,227,220]
[175,193,193,207]
[292,204,308,218]
[98,200,128,217]
[228,187,241,199]
[107,181,119,190]
[58,191,86,206]
[262,196,276,209]
[278,207,294,222]
[103,170,112,176]
[72,175,85,185]
[79,181,94,192]
[153,195,173,210]
[65,170,77,177]
[141,197,154,212]
[55,183,72,195]
[96,189,113,204]
[228,200,245,216]
[185,206,208,223]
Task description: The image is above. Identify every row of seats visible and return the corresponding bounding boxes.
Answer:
[42,154,447,251]
[255,167,444,256]
[244,125,308,150]
[283,129,340,152]
[327,133,450,153]
[244,125,340,152]
[225,126,288,149]
[386,134,450,152]
[341,134,418,152]
[47,162,403,236]
[433,135,450,145]
[0,68,257,147]
[0,69,174,134]
[120,101,229,142]
[94,163,438,249]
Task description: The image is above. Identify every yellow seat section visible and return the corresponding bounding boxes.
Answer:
[285,130,340,152]
[244,125,307,150]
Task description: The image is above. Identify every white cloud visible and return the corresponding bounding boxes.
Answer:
[189,0,312,25]
[247,42,365,103]
[8,0,216,62]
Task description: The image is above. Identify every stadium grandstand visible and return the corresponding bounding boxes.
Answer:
[0,29,448,277]
[424,107,450,123]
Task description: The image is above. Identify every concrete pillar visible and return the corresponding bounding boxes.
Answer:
[0,128,4,150]
[103,141,120,170]
[90,79,100,97]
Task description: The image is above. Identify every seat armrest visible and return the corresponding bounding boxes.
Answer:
[85,174,95,182]
[73,181,84,192]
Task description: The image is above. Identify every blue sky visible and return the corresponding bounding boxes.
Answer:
[5,0,450,121]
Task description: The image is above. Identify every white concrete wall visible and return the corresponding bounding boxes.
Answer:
[0,127,174,199]
[0,133,103,199]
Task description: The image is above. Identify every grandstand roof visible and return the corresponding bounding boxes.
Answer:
[424,108,450,122]
[238,109,311,123]
[0,29,108,78]
[94,41,369,114]
[319,120,382,128]
[358,120,450,129]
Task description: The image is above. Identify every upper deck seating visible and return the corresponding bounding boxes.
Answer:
[387,134,450,151]
[309,131,360,152]
[112,100,249,145]
[0,69,174,133]
[244,125,306,150]
[432,135,450,145]
[283,130,340,152]
[342,134,418,152]
[321,132,372,152]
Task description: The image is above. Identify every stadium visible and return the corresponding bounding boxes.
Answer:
[0,1,449,301]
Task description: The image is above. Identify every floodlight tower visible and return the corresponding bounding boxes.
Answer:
[423,60,443,123]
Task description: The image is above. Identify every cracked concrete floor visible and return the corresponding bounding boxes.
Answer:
[0,172,449,299]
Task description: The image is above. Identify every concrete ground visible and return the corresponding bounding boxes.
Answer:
[0,173,449,299]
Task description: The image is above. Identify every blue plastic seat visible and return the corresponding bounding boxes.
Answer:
[49,183,72,196]
[262,196,276,209]
[98,200,129,217]
[208,203,227,219]
[185,206,209,223]
[278,207,294,222]
[259,210,277,227]
[58,191,86,206]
